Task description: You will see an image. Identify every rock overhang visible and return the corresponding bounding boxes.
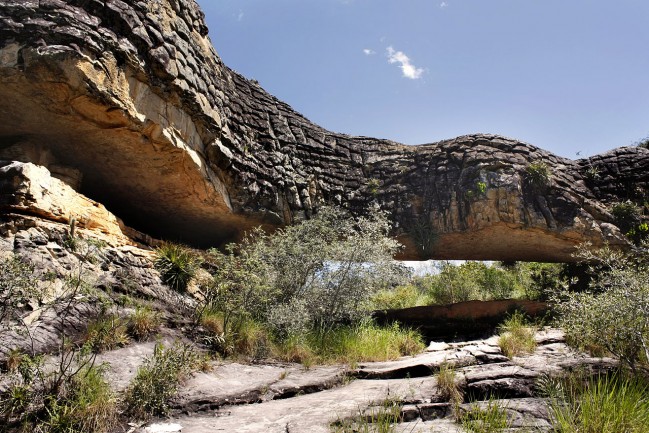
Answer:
[0,0,646,260]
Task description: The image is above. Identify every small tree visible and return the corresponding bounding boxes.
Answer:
[554,241,649,371]
[204,207,408,338]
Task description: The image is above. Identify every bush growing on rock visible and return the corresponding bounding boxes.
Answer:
[413,261,563,305]
[554,241,649,371]
[154,242,201,292]
[497,311,537,358]
[0,255,39,324]
[204,207,407,337]
[124,342,198,419]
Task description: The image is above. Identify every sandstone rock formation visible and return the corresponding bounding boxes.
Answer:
[108,328,615,433]
[0,0,647,260]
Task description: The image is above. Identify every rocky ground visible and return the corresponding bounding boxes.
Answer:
[96,328,614,433]
[0,215,619,433]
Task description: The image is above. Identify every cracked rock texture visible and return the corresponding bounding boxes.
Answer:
[0,0,647,260]
[128,329,615,433]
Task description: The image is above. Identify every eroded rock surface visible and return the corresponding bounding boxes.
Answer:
[135,328,615,433]
[0,0,646,260]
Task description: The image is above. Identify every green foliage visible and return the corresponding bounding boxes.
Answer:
[0,360,117,433]
[205,207,407,342]
[554,242,649,370]
[83,314,130,353]
[460,399,510,433]
[370,285,429,310]
[497,311,537,358]
[414,261,563,305]
[610,201,647,244]
[154,242,201,292]
[634,135,649,149]
[611,200,641,230]
[367,178,381,195]
[42,365,117,433]
[277,320,424,366]
[128,306,161,341]
[548,373,649,433]
[583,165,601,182]
[1,238,122,432]
[408,216,438,256]
[332,398,404,433]
[437,363,463,416]
[204,236,275,338]
[0,255,38,324]
[124,342,198,419]
[524,161,551,191]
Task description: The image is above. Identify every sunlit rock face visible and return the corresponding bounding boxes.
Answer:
[0,0,646,260]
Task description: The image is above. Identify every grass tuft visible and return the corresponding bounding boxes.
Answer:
[497,311,536,358]
[154,242,200,292]
[84,314,130,353]
[123,342,198,420]
[437,363,463,417]
[128,306,161,341]
[332,398,404,433]
[275,320,424,366]
[549,373,649,433]
[460,399,510,433]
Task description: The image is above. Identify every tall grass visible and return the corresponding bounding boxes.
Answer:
[332,398,404,433]
[460,399,510,433]
[277,320,425,366]
[123,342,198,419]
[437,363,463,416]
[549,373,649,433]
[497,311,536,358]
[371,285,429,310]
[154,242,200,292]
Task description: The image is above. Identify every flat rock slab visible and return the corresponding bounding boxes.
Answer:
[130,328,618,433]
[173,363,348,411]
[355,348,477,379]
[161,376,440,433]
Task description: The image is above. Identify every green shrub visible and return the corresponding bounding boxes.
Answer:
[549,373,649,433]
[460,399,510,433]
[0,255,38,324]
[634,135,649,149]
[44,365,117,433]
[414,261,564,305]
[332,397,404,433]
[525,162,551,190]
[610,201,647,244]
[497,311,537,358]
[276,320,424,366]
[370,285,429,310]
[123,342,198,419]
[84,314,130,353]
[418,262,483,304]
[554,242,649,370]
[154,242,200,292]
[1,362,117,433]
[128,307,161,341]
[204,207,407,341]
[84,314,130,352]
[437,363,463,416]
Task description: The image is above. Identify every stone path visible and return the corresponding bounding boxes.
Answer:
[129,329,616,433]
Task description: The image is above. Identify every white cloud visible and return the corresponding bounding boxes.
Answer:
[363,48,375,55]
[440,1,448,8]
[237,10,244,21]
[386,46,424,80]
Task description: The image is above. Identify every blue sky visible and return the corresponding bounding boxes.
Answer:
[196,0,649,159]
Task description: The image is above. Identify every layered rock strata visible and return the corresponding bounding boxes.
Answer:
[0,0,646,260]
